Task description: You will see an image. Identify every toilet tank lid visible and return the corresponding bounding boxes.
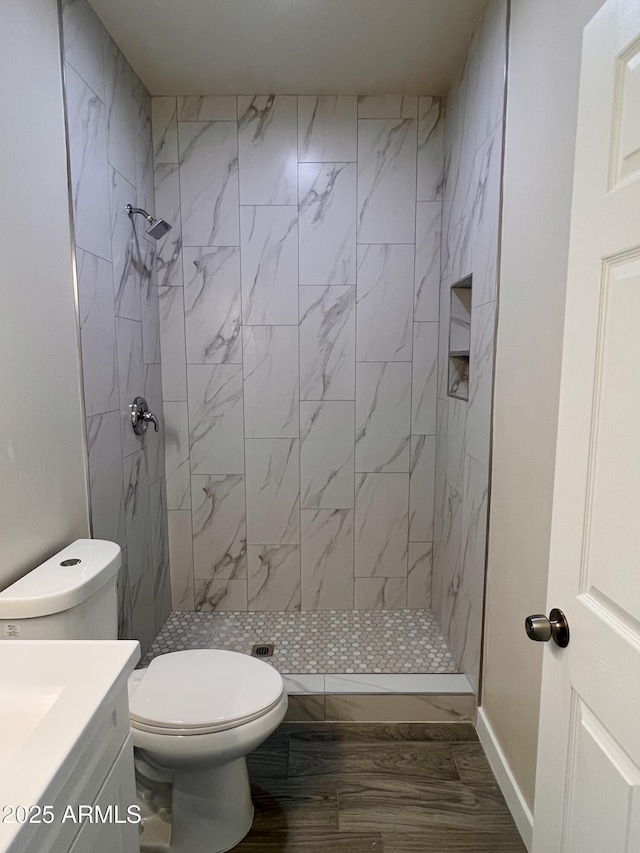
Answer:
[0,539,121,619]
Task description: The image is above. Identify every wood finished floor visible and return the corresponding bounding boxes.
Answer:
[238,723,527,852]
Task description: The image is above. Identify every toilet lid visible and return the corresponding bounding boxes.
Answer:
[128,650,284,733]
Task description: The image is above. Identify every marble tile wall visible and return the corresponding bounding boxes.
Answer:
[61,0,170,653]
[432,0,507,693]
[154,93,444,613]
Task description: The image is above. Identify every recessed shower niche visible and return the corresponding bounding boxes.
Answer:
[448,276,472,400]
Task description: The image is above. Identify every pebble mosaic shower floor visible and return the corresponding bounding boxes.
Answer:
[142,609,458,674]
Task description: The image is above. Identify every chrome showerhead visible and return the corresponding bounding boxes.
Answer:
[126,204,172,240]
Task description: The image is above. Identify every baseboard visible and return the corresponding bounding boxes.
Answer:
[476,707,534,851]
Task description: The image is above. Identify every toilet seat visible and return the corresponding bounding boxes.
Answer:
[128,649,284,736]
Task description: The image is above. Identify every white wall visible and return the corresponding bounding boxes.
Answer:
[482,0,605,815]
[0,0,90,588]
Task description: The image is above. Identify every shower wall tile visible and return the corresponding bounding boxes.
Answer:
[240,205,298,325]
[123,449,151,587]
[355,362,411,474]
[141,242,161,364]
[238,95,297,205]
[144,363,165,484]
[103,38,136,185]
[76,249,118,416]
[299,286,355,401]
[472,124,503,308]
[168,510,195,610]
[243,326,299,439]
[356,244,414,361]
[357,118,417,243]
[447,396,467,496]
[408,542,433,609]
[187,364,244,475]
[178,121,239,247]
[86,411,125,548]
[183,246,242,364]
[191,474,246,580]
[149,477,169,599]
[163,401,191,510]
[414,202,442,322]
[158,285,187,400]
[355,473,409,578]
[466,301,495,467]
[300,401,354,509]
[195,578,248,612]
[411,322,438,435]
[301,509,354,610]
[109,167,140,321]
[245,439,300,545]
[298,96,357,162]
[248,545,301,611]
[129,569,156,654]
[62,0,105,100]
[357,96,417,119]
[461,455,489,608]
[65,63,111,261]
[409,435,436,542]
[152,97,178,163]
[177,96,237,122]
[134,102,155,239]
[417,97,444,201]
[154,164,183,287]
[298,162,356,285]
[354,578,407,610]
[116,317,145,458]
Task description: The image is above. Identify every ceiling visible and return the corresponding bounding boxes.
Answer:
[88,0,488,97]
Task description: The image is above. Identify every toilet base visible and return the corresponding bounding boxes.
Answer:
[170,757,254,853]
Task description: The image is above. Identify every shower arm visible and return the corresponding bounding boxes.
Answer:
[126,204,154,223]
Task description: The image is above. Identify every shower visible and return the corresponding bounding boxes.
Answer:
[126,204,171,240]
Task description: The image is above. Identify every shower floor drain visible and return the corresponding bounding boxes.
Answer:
[251,643,274,658]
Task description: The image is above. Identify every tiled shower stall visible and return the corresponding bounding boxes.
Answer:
[60,0,506,699]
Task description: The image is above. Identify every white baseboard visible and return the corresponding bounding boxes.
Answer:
[476,707,534,851]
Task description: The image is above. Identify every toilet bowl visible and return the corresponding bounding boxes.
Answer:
[128,649,287,853]
[0,540,288,853]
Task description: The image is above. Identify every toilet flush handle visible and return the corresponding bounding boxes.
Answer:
[131,396,159,436]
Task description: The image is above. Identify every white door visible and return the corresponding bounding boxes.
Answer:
[532,0,640,850]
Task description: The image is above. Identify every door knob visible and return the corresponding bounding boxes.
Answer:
[525,608,570,647]
[130,396,159,436]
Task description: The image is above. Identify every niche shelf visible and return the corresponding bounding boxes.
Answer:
[448,276,472,401]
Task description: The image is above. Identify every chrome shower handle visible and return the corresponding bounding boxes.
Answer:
[131,396,159,436]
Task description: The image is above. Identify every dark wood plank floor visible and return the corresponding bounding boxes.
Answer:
[237,723,527,852]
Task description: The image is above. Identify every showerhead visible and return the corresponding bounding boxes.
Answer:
[126,204,172,240]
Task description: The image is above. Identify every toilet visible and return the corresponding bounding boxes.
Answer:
[0,539,287,853]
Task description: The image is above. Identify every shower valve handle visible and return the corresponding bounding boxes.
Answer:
[131,396,159,436]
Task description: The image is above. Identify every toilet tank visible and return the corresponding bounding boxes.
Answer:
[0,539,120,640]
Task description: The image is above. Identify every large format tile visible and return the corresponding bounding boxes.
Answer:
[158,285,187,400]
[246,439,300,545]
[140,241,160,364]
[122,450,151,587]
[356,244,414,362]
[414,202,442,322]
[355,363,411,473]
[178,121,239,246]
[299,286,355,401]
[301,509,354,610]
[183,246,242,364]
[76,249,118,416]
[195,578,248,612]
[116,317,145,458]
[472,123,502,307]
[354,473,409,577]
[177,96,237,122]
[163,401,191,510]
[301,401,354,509]
[243,326,299,438]
[248,545,301,611]
[298,162,356,286]
[62,0,105,100]
[151,97,178,163]
[408,542,433,610]
[461,455,489,607]
[149,477,169,607]
[65,63,111,261]
[134,100,155,240]
[167,509,195,610]
[86,411,125,548]
[238,95,297,205]
[354,578,407,610]
[298,96,357,162]
[240,206,298,325]
[103,37,135,184]
[358,96,418,119]
[154,163,183,287]
[144,362,165,485]
[187,364,244,474]
[109,166,140,321]
[465,301,495,466]
[411,322,438,435]
[192,474,246,580]
[409,435,435,542]
[357,118,417,244]
[325,694,474,723]
[417,96,444,201]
